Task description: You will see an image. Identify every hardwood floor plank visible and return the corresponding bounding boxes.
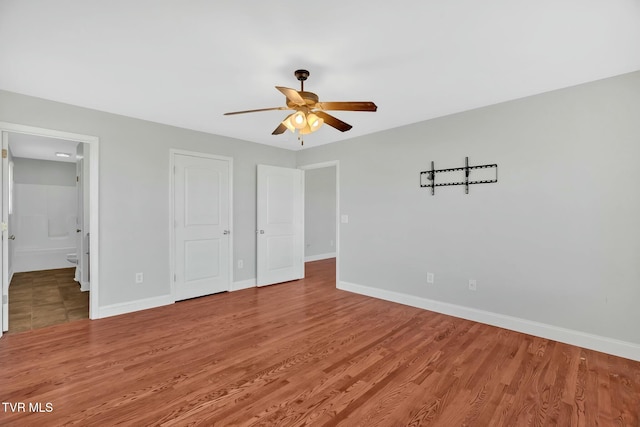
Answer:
[1,258,639,426]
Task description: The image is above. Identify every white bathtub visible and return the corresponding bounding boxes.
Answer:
[14,247,77,273]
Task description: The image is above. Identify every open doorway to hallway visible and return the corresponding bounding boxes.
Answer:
[300,161,339,285]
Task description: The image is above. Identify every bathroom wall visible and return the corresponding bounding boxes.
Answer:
[12,157,78,272]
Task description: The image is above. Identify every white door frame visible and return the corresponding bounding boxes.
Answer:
[0,122,100,334]
[298,161,340,286]
[169,149,233,300]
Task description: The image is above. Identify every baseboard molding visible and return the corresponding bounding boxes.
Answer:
[98,294,173,319]
[305,252,336,262]
[231,278,256,292]
[80,281,90,292]
[339,281,640,362]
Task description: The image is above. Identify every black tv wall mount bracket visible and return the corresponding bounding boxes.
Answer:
[420,157,498,195]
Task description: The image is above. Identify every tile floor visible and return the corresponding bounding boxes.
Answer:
[8,267,89,333]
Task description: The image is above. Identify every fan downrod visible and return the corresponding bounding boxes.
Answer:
[294,69,309,91]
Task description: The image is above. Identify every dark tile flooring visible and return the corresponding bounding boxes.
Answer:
[8,267,88,333]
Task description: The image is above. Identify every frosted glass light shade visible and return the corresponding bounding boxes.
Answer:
[282,116,296,132]
[306,113,324,132]
[292,111,306,129]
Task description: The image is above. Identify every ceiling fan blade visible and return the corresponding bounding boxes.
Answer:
[315,111,353,132]
[272,113,295,135]
[276,86,306,106]
[272,122,288,135]
[316,101,377,112]
[224,106,289,116]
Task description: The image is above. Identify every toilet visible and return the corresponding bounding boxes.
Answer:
[66,253,78,265]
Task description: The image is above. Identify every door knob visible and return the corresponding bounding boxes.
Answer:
[76,229,82,233]
[8,235,15,240]
[223,230,230,235]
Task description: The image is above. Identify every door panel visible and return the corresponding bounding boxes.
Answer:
[257,165,304,287]
[174,154,230,301]
[1,132,8,333]
[184,239,220,281]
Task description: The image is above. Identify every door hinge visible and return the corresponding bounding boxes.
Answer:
[174,274,176,282]
[2,149,7,159]
[77,176,79,182]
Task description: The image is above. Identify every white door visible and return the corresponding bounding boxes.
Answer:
[75,150,84,284]
[173,153,231,301]
[257,165,304,286]
[1,132,9,333]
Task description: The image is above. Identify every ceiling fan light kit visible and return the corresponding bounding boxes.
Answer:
[224,69,377,145]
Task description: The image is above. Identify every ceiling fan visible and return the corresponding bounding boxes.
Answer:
[224,69,377,144]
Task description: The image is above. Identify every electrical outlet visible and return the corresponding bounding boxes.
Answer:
[468,279,477,291]
[135,272,144,284]
[427,272,434,284]
[237,259,244,269]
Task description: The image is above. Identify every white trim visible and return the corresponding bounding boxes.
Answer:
[298,161,340,286]
[98,294,174,319]
[0,122,100,322]
[298,161,338,171]
[169,149,233,301]
[231,278,256,291]
[338,281,640,362]
[0,123,99,144]
[305,252,336,262]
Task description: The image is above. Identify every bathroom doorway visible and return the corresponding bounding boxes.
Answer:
[6,134,88,332]
[0,123,100,336]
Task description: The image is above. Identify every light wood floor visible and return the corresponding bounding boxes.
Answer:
[1,259,638,426]
[8,268,89,333]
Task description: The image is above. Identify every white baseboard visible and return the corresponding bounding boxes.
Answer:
[98,294,173,319]
[339,281,640,362]
[305,252,336,262]
[231,278,256,291]
[80,280,90,292]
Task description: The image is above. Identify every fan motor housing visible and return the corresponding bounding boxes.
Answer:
[286,91,318,108]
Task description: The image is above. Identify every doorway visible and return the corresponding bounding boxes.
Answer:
[299,161,339,286]
[0,123,100,337]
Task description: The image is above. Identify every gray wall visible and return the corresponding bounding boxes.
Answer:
[304,166,336,258]
[297,71,640,345]
[0,90,296,306]
[12,157,76,186]
[3,70,639,347]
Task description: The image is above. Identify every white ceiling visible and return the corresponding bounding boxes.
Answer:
[1,1,639,151]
